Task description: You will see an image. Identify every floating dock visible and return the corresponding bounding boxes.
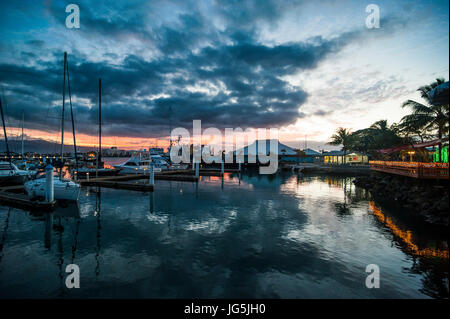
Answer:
[81,180,154,191]
[0,188,56,211]
[0,169,235,204]
[78,171,200,190]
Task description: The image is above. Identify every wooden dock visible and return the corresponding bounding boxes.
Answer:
[370,161,449,179]
[0,191,56,211]
[155,174,198,181]
[81,180,154,191]
[78,171,199,190]
[0,169,232,204]
[0,184,25,193]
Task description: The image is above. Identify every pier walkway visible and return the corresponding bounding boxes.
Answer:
[370,161,449,179]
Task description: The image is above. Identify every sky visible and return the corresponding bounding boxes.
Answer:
[0,0,448,152]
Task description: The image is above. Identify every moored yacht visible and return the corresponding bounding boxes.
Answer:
[76,165,122,177]
[113,154,169,174]
[24,171,80,201]
[0,161,33,186]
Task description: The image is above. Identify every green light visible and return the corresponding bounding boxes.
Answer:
[432,146,448,163]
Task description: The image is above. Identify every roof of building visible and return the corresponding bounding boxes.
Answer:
[302,148,321,156]
[234,139,297,156]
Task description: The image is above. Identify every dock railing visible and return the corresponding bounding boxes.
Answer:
[369,161,449,179]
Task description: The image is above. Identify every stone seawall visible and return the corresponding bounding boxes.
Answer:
[354,173,449,226]
[302,164,370,175]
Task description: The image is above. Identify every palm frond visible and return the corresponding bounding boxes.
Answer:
[402,100,433,114]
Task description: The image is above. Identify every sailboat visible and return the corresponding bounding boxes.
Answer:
[24,52,81,201]
[1,96,33,185]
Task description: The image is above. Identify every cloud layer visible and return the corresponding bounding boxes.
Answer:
[0,0,447,142]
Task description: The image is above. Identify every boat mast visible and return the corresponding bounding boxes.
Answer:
[0,97,11,167]
[66,58,79,175]
[60,52,67,178]
[169,105,172,154]
[21,110,24,159]
[96,78,101,178]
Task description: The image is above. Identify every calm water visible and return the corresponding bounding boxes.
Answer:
[0,171,448,298]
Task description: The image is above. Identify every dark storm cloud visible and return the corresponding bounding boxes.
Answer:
[0,33,349,137]
[0,0,408,138]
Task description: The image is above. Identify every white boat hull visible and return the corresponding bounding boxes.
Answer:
[24,178,81,201]
[115,166,163,175]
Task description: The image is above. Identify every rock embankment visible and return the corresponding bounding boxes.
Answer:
[354,174,449,226]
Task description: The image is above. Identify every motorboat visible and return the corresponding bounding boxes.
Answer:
[0,161,33,186]
[113,154,169,174]
[24,172,80,201]
[76,165,121,177]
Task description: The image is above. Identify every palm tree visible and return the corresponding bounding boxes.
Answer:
[328,127,352,164]
[370,119,389,131]
[401,78,449,162]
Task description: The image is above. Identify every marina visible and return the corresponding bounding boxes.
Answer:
[0,172,447,298]
[0,0,448,304]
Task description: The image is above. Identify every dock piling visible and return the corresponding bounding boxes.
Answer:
[45,164,54,203]
[195,161,199,178]
[149,163,155,186]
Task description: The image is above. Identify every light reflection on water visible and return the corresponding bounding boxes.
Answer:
[0,172,448,298]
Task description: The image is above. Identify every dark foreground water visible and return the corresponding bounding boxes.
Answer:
[0,172,448,298]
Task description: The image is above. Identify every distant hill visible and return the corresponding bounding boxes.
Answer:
[0,138,95,154]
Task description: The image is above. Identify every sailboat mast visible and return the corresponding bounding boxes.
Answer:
[60,52,67,178]
[169,105,172,152]
[0,98,11,166]
[96,78,101,178]
[21,110,24,158]
[67,58,79,174]
[99,78,102,167]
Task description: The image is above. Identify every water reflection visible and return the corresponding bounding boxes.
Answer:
[0,172,448,298]
[369,202,448,259]
[0,208,11,266]
[369,201,449,298]
[94,188,102,279]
